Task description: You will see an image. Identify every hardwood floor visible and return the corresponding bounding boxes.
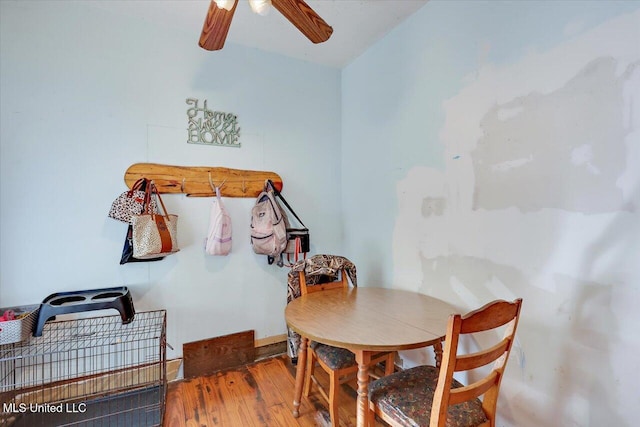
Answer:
[164,354,381,427]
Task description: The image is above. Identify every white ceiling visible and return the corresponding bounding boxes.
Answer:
[89,0,428,68]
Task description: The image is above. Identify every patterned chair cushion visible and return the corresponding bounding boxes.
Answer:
[368,365,488,427]
[313,342,356,370]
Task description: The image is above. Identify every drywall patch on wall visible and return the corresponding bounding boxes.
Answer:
[392,9,640,425]
[419,254,525,306]
[440,10,640,215]
[421,197,446,217]
[472,57,634,213]
[546,274,630,427]
[393,166,448,290]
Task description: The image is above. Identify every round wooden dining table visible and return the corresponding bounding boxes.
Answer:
[285,287,458,427]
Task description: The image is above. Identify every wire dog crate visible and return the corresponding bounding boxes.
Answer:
[0,310,166,426]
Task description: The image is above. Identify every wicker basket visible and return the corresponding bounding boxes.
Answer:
[0,305,39,345]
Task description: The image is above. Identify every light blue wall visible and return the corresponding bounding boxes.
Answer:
[3,0,639,424]
[343,1,639,425]
[0,1,341,360]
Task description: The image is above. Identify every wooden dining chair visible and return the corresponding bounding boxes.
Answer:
[368,298,523,427]
[299,267,396,427]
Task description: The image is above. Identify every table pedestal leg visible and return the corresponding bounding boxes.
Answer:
[292,336,308,417]
[354,350,372,427]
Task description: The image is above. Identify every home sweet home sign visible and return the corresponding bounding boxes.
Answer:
[186,98,241,147]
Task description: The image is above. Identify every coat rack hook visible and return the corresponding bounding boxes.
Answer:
[208,172,226,192]
[181,178,186,193]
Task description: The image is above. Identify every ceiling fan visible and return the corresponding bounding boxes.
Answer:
[199,0,333,51]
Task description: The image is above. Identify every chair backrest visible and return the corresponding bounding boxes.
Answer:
[430,299,522,427]
[299,268,349,295]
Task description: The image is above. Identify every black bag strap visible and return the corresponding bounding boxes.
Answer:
[266,180,307,229]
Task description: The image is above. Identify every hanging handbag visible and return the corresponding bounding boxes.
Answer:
[205,186,232,256]
[270,180,310,266]
[120,224,165,264]
[108,178,158,224]
[131,181,180,259]
[119,179,164,264]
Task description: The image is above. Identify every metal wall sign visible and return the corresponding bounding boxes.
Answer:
[186,98,241,147]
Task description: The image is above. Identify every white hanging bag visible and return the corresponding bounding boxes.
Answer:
[205,186,232,256]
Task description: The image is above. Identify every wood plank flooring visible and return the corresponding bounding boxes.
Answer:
[164,354,382,427]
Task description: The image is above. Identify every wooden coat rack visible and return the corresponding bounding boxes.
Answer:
[124,163,283,198]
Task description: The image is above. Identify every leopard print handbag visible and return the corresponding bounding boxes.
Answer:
[108,178,158,224]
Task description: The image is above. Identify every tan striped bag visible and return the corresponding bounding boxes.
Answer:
[131,181,179,259]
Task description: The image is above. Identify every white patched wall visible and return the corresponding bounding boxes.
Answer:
[394,11,639,427]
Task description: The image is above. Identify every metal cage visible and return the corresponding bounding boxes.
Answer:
[0,310,166,426]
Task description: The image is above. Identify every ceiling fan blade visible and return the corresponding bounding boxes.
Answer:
[272,0,333,44]
[199,0,238,51]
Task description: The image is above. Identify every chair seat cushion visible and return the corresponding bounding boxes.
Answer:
[368,365,489,427]
[312,343,356,370]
